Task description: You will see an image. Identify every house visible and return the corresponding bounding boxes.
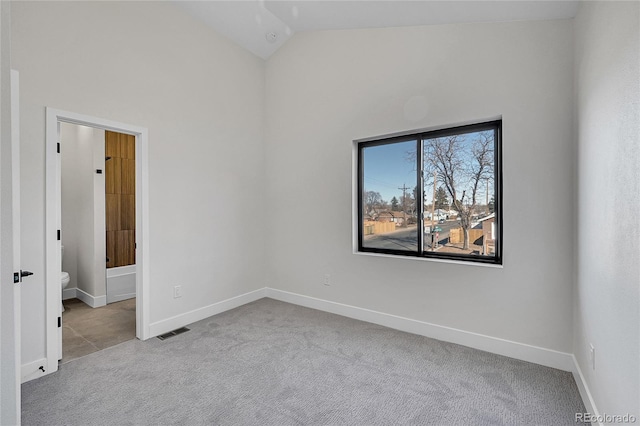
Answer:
[377,210,406,225]
[478,213,496,255]
[426,208,449,220]
[1,1,638,423]
[376,211,394,222]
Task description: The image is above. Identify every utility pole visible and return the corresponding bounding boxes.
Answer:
[486,178,489,214]
[431,171,437,250]
[398,183,410,227]
[431,171,437,224]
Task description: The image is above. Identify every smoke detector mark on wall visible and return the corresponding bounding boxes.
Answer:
[265,31,278,43]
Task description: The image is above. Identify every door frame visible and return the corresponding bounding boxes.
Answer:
[45,108,150,374]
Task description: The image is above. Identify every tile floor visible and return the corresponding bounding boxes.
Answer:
[61,298,136,364]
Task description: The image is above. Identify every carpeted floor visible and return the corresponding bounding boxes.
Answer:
[22,298,586,425]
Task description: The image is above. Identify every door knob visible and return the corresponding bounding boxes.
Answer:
[14,270,33,283]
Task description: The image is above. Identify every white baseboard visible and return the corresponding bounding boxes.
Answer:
[108,292,135,304]
[76,288,106,308]
[21,358,48,383]
[148,288,267,338]
[65,288,123,306]
[62,287,77,300]
[571,355,601,424]
[265,288,574,372]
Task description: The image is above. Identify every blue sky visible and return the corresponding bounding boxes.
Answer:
[363,140,417,202]
[363,131,495,205]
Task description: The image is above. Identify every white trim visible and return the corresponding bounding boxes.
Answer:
[106,264,136,278]
[108,293,135,304]
[45,108,150,377]
[106,265,136,304]
[7,68,22,424]
[265,288,574,372]
[136,129,150,340]
[353,250,504,268]
[75,288,106,308]
[45,113,60,367]
[571,355,601,423]
[148,288,267,338]
[353,115,504,144]
[21,358,48,384]
[62,287,77,300]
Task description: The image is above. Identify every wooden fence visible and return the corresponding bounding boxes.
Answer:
[449,227,483,244]
[363,221,396,235]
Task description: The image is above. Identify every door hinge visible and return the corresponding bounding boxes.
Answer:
[57,143,60,153]
[58,317,61,328]
[57,230,61,241]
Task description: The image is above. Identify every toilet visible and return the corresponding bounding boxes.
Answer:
[61,246,70,311]
[61,271,70,289]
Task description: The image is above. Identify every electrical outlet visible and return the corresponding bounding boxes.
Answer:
[323,274,331,286]
[589,343,595,370]
[173,285,182,299]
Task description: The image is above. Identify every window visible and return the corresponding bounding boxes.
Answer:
[357,120,502,265]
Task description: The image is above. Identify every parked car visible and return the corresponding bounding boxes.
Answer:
[438,219,445,224]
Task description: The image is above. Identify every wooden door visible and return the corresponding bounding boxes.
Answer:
[105,131,135,268]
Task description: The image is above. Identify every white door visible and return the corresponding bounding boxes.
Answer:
[0,70,22,425]
[10,69,23,423]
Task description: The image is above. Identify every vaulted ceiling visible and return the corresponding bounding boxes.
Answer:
[175,1,580,59]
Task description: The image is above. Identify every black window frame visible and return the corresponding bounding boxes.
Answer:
[357,120,503,265]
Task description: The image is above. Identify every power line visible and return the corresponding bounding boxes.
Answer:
[398,184,410,227]
[364,176,401,189]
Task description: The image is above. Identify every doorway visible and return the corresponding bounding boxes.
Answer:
[58,123,138,362]
[45,108,150,374]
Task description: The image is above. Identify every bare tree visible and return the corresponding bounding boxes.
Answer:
[423,131,494,250]
[364,191,385,216]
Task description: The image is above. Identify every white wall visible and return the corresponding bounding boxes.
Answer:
[60,123,79,292]
[60,123,106,301]
[574,1,640,418]
[12,1,265,366]
[265,20,575,352]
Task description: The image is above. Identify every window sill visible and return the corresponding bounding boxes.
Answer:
[353,250,504,269]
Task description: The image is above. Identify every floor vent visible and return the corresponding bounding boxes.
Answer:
[157,327,190,341]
